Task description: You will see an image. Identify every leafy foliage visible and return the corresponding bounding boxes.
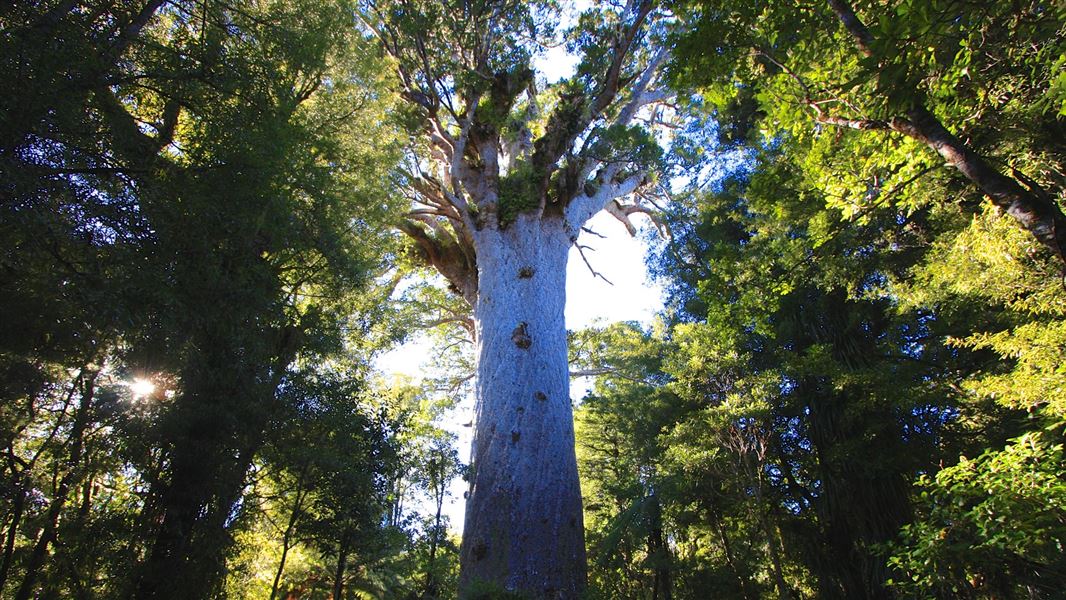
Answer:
[888,432,1066,598]
[0,1,464,598]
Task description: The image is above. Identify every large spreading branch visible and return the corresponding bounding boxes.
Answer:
[530,0,656,182]
[821,0,1066,265]
[563,45,673,237]
[367,0,673,303]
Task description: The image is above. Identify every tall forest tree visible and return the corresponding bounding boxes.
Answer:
[1,0,401,597]
[572,148,1063,598]
[360,1,673,595]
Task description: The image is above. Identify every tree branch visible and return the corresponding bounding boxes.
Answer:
[827,0,875,57]
[823,0,1066,264]
[613,46,671,129]
[565,169,650,236]
[91,86,176,164]
[575,244,614,285]
[109,0,168,59]
[816,114,890,130]
[531,0,656,180]
[397,220,478,305]
[604,199,667,238]
[889,109,1066,263]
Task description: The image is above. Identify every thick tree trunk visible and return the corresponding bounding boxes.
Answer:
[806,383,910,600]
[132,332,296,600]
[131,441,255,600]
[459,214,586,599]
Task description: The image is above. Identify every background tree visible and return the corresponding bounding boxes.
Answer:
[571,322,683,600]
[669,0,1066,262]
[663,4,1066,595]
[573,150,1057,598]
[567,1,1065,595]
[0,0,406,597]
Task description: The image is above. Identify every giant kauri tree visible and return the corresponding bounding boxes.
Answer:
[360,0,673,595]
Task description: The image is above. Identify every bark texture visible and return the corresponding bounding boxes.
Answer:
[460,214,586,598]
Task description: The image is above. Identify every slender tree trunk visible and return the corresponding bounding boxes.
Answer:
[459,214,586,598]
[423,476,445,599]
[14,371,96,600]
[332,537,350,600]
[760,512,791,600]
[429,499,443,563]
[0,367,90,591]
[0,485,26,591]
[646,494,672,600]
[712,510,755,600]
[270,469,308,600]
[63,467,97,599]
[747,450,791,600]
[7,497,50,600]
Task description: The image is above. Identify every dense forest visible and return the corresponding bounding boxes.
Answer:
[1,0,1064,599]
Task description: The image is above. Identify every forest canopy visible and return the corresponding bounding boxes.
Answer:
[1,1,1063,599]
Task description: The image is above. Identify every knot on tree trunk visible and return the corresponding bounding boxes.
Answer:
[512,322,532,349]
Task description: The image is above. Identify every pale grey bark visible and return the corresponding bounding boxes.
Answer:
[459,214,586,598]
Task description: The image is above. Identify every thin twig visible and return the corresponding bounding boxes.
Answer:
[576,244,614,285]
